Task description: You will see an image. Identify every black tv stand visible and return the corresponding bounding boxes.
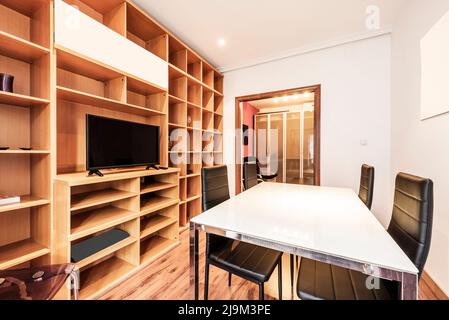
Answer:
[88,169,104,177]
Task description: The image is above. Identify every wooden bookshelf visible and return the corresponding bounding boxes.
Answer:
[0,0,52,271]
[54,168,179,300]
[1,0,223,299]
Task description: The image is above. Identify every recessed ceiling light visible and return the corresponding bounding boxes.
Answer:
[274,98,279,103]
[283,96,289,102]
[303,92,311,98]
[294,94,300,100]
[217,38,226,47]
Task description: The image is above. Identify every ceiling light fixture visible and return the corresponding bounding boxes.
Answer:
[283,96,289,102]
[217,38,226,47]
[274,98,279,103]
[303,92,311,98]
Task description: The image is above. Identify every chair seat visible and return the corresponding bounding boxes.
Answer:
[209,241,282,283]
[297,258,399,300]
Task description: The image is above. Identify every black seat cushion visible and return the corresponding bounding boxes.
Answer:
[297,258,399,300]
[209,241,283,283]
[244,162,259,190]
[358,164,375,209]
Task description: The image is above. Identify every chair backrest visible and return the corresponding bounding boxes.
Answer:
[201,166,232,255]
[358,164,375,209]
[387,173,433,278]
[244,162,259,190]
[201,165,230,211]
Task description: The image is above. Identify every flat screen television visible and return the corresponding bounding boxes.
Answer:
[86,115,160,175]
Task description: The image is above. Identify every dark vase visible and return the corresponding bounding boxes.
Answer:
[0,73,14,93]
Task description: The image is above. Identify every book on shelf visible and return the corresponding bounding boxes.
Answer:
[0,195,21,206]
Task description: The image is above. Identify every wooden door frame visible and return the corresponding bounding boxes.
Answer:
[235,85,321,195]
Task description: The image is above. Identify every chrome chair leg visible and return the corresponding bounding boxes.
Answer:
[69,270,79,300]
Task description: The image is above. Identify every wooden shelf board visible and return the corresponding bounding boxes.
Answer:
[70,206,139,241]
[140,196,179,216]
[71,189,137,212]
[0,0,48,16]
[169,94,186,104]
[0,31,50,62]
[127,77,166,96]
[186,173,201,178]
[186,195,201,202]
[140,215,177,239]
[187,102,202,109]
[79,257,134,300]
[187,127,202,131]
[56,168,181,187]
[169,63,187,80]
[0,91,50,107]
[179,224,189,234]
[0,196,49,214]
[141,182,177,194]
[56,46,122,82]
[57,86,164,117]
[76,237,137,269]
[0,150,50,155]
[0,239,50,270]
[168,123,186,129]
[140,236,178,265]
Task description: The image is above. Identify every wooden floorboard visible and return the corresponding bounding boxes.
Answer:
[101,229,443,300]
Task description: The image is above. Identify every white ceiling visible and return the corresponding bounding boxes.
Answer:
[134,0,406,72]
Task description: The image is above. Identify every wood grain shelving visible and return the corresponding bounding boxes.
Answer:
[71,189,137,211]
[140,214,177,239]
[0,91,50,107]
[141,181,178,194]
[0,196,49,213]
[0,239,50,270]
[0,30,50,62]
[140,236,178,265]
[141,196,179,215]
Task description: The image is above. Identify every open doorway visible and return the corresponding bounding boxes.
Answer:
[235,85,321,195]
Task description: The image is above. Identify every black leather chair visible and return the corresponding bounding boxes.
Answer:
[202,166,283,300]
[297,172,433,300]
[243,162,260,190]
[359,164,375,209]
[244,157,278,181]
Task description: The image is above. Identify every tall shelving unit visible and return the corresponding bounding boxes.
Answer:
[0,0,224,298]
[167,37,224,229]
[0,0,53,271]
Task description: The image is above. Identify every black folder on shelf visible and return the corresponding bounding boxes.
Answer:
[71,229,130,263]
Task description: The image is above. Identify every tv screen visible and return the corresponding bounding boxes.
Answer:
[86,115,160,171]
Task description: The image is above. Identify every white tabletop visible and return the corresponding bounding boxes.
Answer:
[192,183,418,274]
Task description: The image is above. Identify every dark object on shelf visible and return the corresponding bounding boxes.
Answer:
[0,264,79,300]
[0,147,9,151]
[242,124,249,146]
[0,73,14,93]
[187,169,193,175]
[20,147,33,151]
[71,229,129,263]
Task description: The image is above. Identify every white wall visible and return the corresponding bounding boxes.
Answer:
[391,0,449,295]
[223,35,393,226]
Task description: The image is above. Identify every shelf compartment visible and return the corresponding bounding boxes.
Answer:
[214,72,224,94]
[169,37,187,72]
[203,131,214,153]
[179,202,187,228]
[214,114,223,132]
[187,105,202,130]
[169,100,187,127]
[214,94,223,115]
[0,239,50,270]
[140,213,178,239]
[187,51,202,81]
[70,205,139,241]
[169,76,187,101]
[75,236,137,270]
[141,181,178,195]
[127,3,167,60]
[186,175,201,199]
[214,133,223,152]
[140,234,178,266]
[202,111,214,131]
[71,189,137,211]
[169,153,187,177]
[0,31,50,63]
[202,88,214,112]
[180,178,187,202]
[202,63,214,88]
[0,1,51,49]
[78,256,134,300]
[187,78,202,106]
[214,152,224,166]
[203,152,215,168]
[56,86,163,117]
[188,128,203,153]
[0,195,49,214]
[187,197,202,220]
[169,126,188,153]
[141,195,179,216]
